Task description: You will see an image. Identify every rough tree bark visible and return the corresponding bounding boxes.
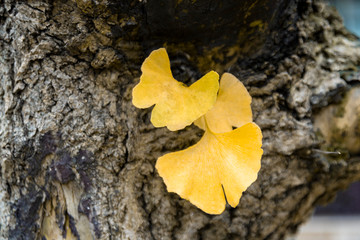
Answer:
[0,0,360,240]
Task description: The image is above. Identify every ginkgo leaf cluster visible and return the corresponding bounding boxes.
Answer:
[132,48,263,214]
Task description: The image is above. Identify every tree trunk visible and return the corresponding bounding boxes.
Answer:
[1,0,359,239]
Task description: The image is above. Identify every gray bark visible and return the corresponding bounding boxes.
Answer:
[0,0,360,240]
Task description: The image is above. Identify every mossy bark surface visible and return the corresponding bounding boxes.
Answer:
[0,0,360,239]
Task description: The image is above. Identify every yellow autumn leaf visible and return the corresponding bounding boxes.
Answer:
[195,73,252,133]
[132,48,219,131]
[156,122,263,214]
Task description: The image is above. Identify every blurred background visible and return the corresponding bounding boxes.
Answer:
[294,1,360,239]
[327,0,360,36]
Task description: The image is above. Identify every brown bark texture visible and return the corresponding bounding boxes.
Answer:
[0,0,360,240]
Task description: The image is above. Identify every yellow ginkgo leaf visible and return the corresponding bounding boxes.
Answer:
[195,73,252,133]
[156,122,263,214]
[132,48,219,131]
